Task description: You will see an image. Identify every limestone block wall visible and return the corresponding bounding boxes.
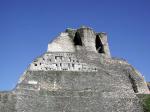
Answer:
[102,57,150,94]
[77,27,97,52]
[0,92,16,112]
[126,67,150,94]
[48,32,75,52]
[29,53,98,72]
[15,70,144,112]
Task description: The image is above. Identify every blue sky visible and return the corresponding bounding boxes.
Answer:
[0,0,150,90]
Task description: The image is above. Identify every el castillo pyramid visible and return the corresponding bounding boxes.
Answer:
[0,26,149,112]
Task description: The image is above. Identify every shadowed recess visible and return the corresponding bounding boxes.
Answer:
[95,35,105,53]
[129,74,138,93]
[74,32,82,46]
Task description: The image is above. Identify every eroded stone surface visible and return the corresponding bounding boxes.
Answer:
[0,27,149,112]
[147,82,150,90]
[29,53,98,72]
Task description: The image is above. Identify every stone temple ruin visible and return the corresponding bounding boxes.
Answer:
[0,26,149,112]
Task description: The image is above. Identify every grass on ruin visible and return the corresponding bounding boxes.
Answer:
[142,94,150,112]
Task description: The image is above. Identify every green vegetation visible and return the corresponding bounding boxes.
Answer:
[142,95,150,112]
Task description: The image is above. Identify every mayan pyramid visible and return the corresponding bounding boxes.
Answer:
[0,26,149,112]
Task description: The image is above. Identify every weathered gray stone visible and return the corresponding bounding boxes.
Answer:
[0,26,149,112]
[147,82,150,90]
[0,92,16,112]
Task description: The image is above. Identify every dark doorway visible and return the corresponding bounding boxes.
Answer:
[95,35,105,53]
[74,32,82,46]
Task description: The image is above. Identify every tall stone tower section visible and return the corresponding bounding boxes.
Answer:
[0,26,149,112]
[48,27,111,57]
